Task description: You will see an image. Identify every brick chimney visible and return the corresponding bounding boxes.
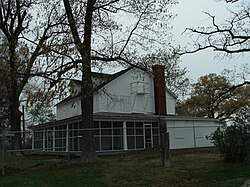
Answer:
[153,65,166,115]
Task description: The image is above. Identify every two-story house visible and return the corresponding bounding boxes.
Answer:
[31,65,222,155]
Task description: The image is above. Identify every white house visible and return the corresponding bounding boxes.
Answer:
[31,65,222,154]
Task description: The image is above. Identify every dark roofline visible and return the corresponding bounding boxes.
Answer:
[71,72,114,86]
[55,94,80,106]
[95,67,132,90]
[56,66,177,106]
[56,67,132,106]
[31,113,223,130]
[166,87,178,99]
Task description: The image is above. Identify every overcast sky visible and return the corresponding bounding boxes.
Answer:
[171,0,250,83]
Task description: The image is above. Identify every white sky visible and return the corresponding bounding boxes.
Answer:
[171,0,250,83]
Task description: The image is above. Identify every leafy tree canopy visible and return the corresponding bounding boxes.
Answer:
[28,102,56,125]
[177,73,250,121]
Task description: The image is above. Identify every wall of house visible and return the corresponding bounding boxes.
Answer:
[166,92,176,115]
[56,68,176,120]
[32,117,221,153]
[57,98,81,120]
[167,119,220,149]
[56,93,99,120]
[96,68,155,114]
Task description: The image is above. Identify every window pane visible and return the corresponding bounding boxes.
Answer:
[55,139,59,151]
[152,126,159,135]
[113,121,123,127]
[126,122,134,135]
[69,124,73,136]
[101,121,112,135]
[70,124,78,137]
[152,122,158,128]
[127,136,135,149]
[145,127,151,137]
[135,123,143,135]
[113,137,122,150]
[69,138,73,151]
[101,137,112,150]
[73,128,79,137]
[74,137,79,151]
[74,123,79,130]
[62,125,66,137]
[153,136,160,147]
[136,136,144,149]
[94,121,100,135]
[135,122,143,127]
[113,122,123,135]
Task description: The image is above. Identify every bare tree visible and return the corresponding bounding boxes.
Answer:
[0,0,67,152]
[61,0,176,161]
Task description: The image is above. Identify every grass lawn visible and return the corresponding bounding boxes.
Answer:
[1,148,250,187]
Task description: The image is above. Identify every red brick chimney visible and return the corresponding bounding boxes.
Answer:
[153,65,166,115]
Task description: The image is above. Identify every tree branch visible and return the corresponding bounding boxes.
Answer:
[63,0,84,53]
[93,0,119,11]
[181,9,250,56]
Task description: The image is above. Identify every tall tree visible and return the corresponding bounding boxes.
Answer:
[177,73,250,121]
[62,0,177,161]
[0,0,66,151]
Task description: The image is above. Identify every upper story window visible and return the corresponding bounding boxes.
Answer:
[131,82,149,95]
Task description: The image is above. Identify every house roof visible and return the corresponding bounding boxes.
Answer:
[30,112,222,130]
[56,66,177,106]
[56,67,132,106]
[72,68,133,91]
[166,88,178,99]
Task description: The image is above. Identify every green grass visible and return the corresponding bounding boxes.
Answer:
[1,149,250,187]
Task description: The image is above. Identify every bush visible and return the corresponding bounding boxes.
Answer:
[210,124,250,162]
[209,108,250,162]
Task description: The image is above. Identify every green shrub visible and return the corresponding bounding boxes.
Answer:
[210,125,249,162]
[209,108,250,162]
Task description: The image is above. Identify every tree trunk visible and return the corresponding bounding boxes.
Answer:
[9,78,23,153]
[63,0,98,161]
[80,0,97,161]
[80,61,97,161]
[160,119,171,167]
[9,44,23,153]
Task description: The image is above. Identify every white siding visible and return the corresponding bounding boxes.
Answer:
[56,68,176,120]
[167,120,220,149]
[166,92,176,115]
[56,99,81,120]
[168,120,194,149]
[96,68,155,114]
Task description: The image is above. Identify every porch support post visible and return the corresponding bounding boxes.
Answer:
[123,121,127,151]
[42,129,45,151]
[53,126,55,152]
[66,124,69,152]
[31,131,34,151]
